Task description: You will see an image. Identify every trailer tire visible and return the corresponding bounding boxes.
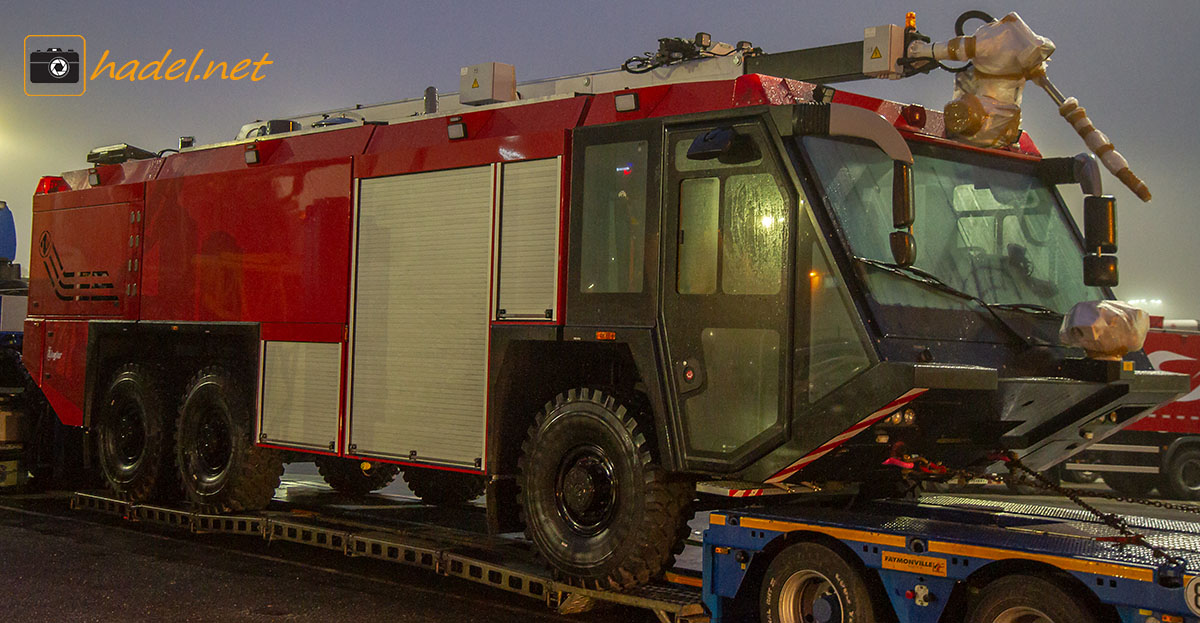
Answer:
[518,388,692,590]
[1100,471,1157,497]
[175,367,282,512]
[402,467,486,505]
[95,364,177,502]
[315,457,400,495]
[1161,447,1200,500]
[760,541,880,623]
[966,574,1096,623]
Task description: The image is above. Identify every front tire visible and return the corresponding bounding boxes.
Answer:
[760,542,880,623]
[315,457,400,495]
[1161,447,1200,500]
[401,467,486,505]
[518,388,692,590]
[95,365,176,501]
[175,367,282,511]
[1100,471,1157,497]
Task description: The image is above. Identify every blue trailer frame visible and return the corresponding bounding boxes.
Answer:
[703,495,1200,622]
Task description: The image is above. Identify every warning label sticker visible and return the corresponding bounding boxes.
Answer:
[870,47,882,60]
[881,552,947,577]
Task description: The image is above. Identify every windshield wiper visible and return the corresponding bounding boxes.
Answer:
[854,257,980,303]
[854,257,1049,347]
[987,302,1062,317]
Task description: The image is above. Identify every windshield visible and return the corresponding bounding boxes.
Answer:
[801,137,1101,315]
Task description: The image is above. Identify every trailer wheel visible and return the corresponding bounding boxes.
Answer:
[966,574,1096,623]
[1099,471,1157,497]
[95,364,177,501]
[1161,447,1200,500]
[518,388,692,590]
[402,467,486,505]
[760,541,880,623]
[315,457,400,495]
[175,367,282,511]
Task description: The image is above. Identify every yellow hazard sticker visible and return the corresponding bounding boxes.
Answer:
[881,552,947,577]
[471,78,480,89]
[870,47,882,60]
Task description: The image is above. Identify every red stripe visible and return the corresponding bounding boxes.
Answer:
[765,389,927,483]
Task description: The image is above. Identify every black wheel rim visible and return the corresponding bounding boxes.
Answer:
[555,444,617,536]
[1181,457,1200,491]
[189,393,232,485]
[104,390,146,478]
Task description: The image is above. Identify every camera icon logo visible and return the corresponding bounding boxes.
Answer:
[30,48,80,83]
[24,35,86,96]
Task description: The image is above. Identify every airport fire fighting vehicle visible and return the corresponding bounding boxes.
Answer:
[16,10,1198,620]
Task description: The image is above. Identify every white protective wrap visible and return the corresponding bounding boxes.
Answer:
[943,13,1055,148]
[1059,300,1149,360]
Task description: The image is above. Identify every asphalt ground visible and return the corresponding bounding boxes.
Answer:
[1,467,1197,622]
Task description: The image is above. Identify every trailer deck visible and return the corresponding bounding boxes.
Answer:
[706,495,1200,622]
[69,490,707,622]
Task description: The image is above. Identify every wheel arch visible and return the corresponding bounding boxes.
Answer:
[84,321,259,429]
[486,327,678,532]
[1164,435,1200,467]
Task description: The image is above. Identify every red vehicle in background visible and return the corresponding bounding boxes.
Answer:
[1066,317,1200,498]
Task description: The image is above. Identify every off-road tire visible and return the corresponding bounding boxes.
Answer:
[518,387,693,590]
[966,574,1098,623]
[1100,471,1157,497]
[95,364,177,502]
[401,467,486,505]
[175,366,282,512]
[1161,447,1200,500]
[760,541,880,623]
[315,457,400,495]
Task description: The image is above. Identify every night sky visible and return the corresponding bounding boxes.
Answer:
[2,1,1197,317]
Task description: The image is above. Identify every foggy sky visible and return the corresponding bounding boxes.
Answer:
[2,0,1197,317]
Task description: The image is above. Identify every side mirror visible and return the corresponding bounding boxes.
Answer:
[892,161,914,229]
[1083,195,1116,253]
[1083,195,1118,287]
[687,127,760,164]
[890,231,916,267]
[1083,254,1118,287]
[789,103,917,266]
[890,161,915,266]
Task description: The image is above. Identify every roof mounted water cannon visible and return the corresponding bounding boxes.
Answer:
[905,11,1152,202]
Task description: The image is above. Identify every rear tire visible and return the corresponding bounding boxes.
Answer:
[518,388,693,590]
[1161,447,1200,500]
[1100,471,1157,497]
[760,541,880,623]
[315,457,400,495]
[95,365,177,502]
[966,574,1097,623]
[175,367,282,512]
[401,467,485,505]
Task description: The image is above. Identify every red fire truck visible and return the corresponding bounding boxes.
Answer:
[1067,317,1200,498]
[21,13,1187,591]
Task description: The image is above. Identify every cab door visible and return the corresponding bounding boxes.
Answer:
[661,122,795,471]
